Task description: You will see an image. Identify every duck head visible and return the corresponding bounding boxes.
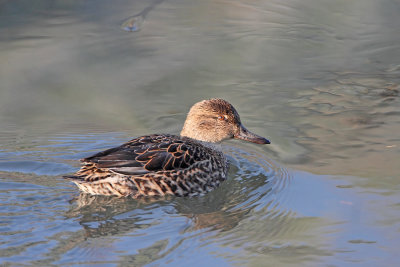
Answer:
[180,98,270,144]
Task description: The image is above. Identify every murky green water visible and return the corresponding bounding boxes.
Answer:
[1,0,399,265]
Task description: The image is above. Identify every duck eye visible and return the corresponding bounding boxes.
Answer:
[217,115,226,121]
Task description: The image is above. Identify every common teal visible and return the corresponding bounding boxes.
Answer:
[65,98,270,197]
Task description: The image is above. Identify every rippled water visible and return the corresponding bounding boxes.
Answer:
[1,0,400,266]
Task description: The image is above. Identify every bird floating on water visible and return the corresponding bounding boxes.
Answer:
[65,98,270,198]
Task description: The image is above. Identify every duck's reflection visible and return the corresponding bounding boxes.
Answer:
[65,165,273,238]
[59,154,325,265]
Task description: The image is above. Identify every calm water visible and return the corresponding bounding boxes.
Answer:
[1,0,400,266]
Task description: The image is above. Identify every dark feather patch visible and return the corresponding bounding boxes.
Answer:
[145,152,169,170]
[163,156,175,170]
[136,150,159,162]
[110,167,149,175]
[74,134,215,180]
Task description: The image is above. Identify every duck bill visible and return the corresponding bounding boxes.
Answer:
[234,125,270,144]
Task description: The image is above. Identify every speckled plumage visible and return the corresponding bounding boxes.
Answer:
[66,99,270,198]
[66,134,227,197]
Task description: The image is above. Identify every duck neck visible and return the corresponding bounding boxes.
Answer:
[199,140,222,151]
[180,123,210,143]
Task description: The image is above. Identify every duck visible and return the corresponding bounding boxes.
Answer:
[65,98,270,198]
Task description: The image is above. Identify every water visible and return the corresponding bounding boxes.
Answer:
[1,0,399,265]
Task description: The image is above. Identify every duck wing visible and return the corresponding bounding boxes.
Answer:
[78,134,202,179]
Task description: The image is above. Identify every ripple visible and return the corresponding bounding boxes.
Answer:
[0,161,73,176]
[0,173,76,265]
[3,133,394,266]
[286,71,400,177]
[0,132,129,176]
[191,144,303,246]
[225,143,292,197]
[48,142,297,264]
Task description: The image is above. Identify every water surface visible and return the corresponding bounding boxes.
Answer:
[1,0,399,266]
